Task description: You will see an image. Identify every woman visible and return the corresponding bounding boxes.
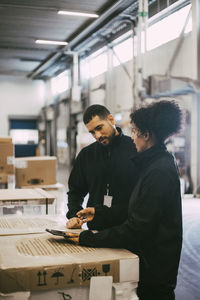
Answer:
[68,100,183,300]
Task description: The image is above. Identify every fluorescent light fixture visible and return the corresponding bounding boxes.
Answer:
[58,10,98,18]
[35,39,68,46]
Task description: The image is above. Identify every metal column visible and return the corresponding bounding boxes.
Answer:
[133,0,148,108]
[191,0,200,193]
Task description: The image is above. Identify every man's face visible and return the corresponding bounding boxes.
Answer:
[86,115,117,146]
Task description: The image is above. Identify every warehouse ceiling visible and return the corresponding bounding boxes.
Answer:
[0,0,182,80]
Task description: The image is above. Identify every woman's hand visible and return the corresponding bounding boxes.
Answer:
[77,207,95,223]
[64,232,79,244]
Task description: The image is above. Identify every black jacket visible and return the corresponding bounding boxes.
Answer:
[79,144,183,287]
[67,127,138,229]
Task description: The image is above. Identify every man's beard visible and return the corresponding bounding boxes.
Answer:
[98,128,116,146]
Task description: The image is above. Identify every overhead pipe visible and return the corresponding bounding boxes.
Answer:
[28,0,189,80]
[27,0,148,79]
[67,0,133,50]
[27,0,133,79]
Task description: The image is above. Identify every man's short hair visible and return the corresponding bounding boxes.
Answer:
[83,104,110,124]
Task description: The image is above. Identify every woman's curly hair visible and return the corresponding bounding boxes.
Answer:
[130,100,182,142]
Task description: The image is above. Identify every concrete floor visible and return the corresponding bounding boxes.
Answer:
[175,197,200,300]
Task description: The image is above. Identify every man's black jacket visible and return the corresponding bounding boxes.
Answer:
[79,144,183,288]
[67,127,138,228]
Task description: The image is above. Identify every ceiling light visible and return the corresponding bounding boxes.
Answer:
[35,40,68,46]
[58,10,98,18]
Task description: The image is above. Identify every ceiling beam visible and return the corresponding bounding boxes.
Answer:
[27,0,133,79]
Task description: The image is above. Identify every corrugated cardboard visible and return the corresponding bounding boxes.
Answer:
[0,189,55,215]
[0,233,139,294]
[0,173,15,185]
[0,138,15,180]
[0,188,54,203]
[15,156,57,187]
[0,137,12,143]
[21,183,67,216]
[0,215,68,236]
[0,173,8,183]
[21,182,64,191]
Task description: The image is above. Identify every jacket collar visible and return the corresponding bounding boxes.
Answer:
[111,126,123,145]
[131,143,168,169]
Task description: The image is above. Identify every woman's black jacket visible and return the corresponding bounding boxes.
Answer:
[80,144,183,287]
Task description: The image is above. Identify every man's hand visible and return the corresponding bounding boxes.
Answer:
[64,232,79,244]
[77,207,95,223]
[66,217,83,229]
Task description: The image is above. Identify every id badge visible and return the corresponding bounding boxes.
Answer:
[103,195,113,207]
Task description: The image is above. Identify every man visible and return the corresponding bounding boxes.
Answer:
[66,104,138,229]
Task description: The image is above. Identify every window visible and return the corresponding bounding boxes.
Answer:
[80,47,108,79]
[90,50,108,78]
[10,129,38,145]
[147,4,192,51]
[51,70,70,95]
[9,118,38,157]
[81,3,192,77]
[113,37,133,66]
[111,3,192,65]
[80,59,90,81]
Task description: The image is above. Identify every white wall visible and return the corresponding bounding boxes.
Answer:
[0,75,45,135]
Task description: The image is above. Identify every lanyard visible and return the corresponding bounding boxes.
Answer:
[106,184,110,196]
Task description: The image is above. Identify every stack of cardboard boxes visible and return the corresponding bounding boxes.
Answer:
[15,156,67,215]
[0,137,15,188]
[0,144,59,215]
[0,136,57,189]
[15,156,57,187]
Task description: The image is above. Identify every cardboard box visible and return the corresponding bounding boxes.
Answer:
[0,173,9,183]
[0,137,15,178]
[0,137,12,143]
[0,174,15,187]
[21,182,63,190]
[0,215,68,236]
[21,183,67,215]
[0,188,55,215]
[15,156,57,187]
[0,233,139,294]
